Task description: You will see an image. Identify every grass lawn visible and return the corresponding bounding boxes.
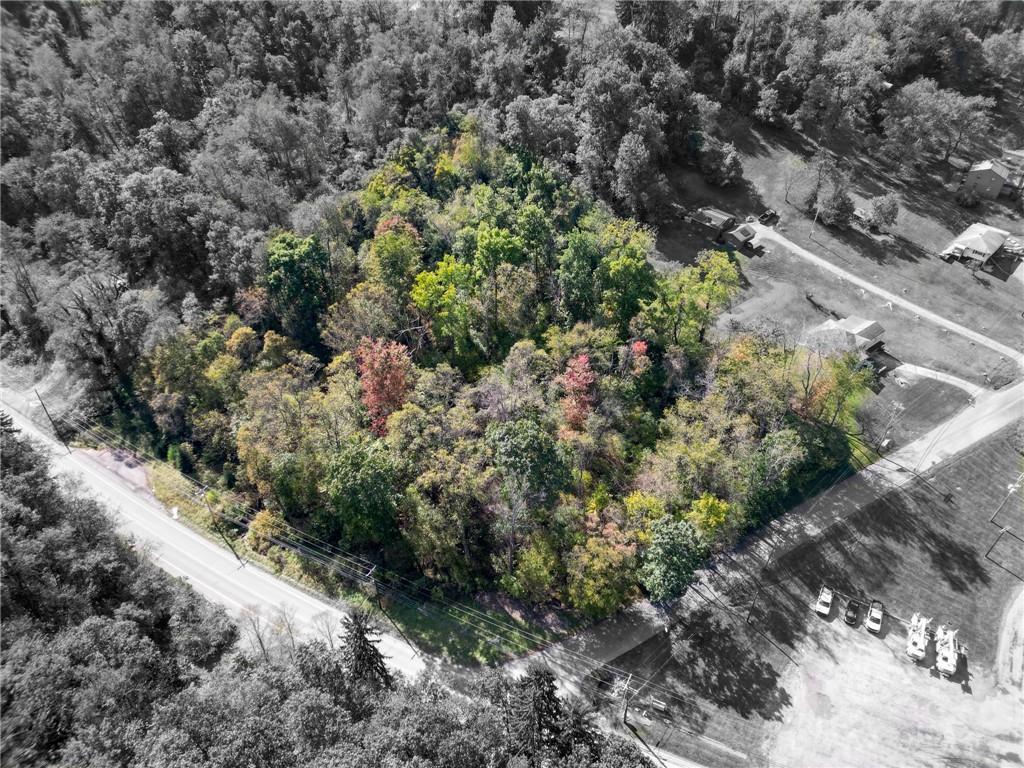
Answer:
[734,131,1024,351]
[718,245,1016,387]
[605,422,1024,767]
[653,127,1024,354]
[856,375,972,451]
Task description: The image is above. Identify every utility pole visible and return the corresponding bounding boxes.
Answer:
[621,673,633,724]
[35,389,70,453]
[205,491,245,568]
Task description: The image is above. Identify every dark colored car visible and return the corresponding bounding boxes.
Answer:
[758,209,778,225]
[844,599,861,626]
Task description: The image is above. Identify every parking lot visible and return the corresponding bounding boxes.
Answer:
[611,423,1024,767]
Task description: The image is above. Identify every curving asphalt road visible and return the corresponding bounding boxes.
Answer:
[1,391,426,679]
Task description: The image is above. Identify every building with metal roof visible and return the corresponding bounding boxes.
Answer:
[939,223,1011,265]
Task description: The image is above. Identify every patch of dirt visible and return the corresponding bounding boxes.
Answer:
[81,447,155,499]
[474,591,575,636]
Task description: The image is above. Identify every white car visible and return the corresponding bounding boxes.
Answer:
[815,585,834,617]
[866,600,884,634]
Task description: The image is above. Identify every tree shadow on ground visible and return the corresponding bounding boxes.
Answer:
[611,633,712,732]
[746,480,994,656]
[848,488,993,596]
[668,608,791,721]
[736,122,817,162]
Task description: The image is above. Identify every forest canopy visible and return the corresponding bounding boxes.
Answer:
[0,418,652,768]
[2,0,1011,618]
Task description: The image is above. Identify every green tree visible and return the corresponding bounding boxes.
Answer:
[488,418,566,505]
[340,607,393,693]
[474,223,523,355]
[868,193,899,231]
[566,528,638,618]
[320,441,399,547]
[509,536,561,603]
[265,231,332,346]
[640,516,706,601]
[514,203,556,285]
[411,254,475,357]
[365,218,423,299]
[686,493,734,542]
[597,232,656,336]
[510,664,564,765]
[557,230,601,323]
[638,250,740,352]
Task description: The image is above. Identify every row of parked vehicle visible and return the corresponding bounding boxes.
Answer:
[815,585,885,633]
[815,587,966,677]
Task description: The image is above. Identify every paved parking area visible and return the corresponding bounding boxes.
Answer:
[610,423,1024,767]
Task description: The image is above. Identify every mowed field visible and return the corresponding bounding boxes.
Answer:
[608,423,1024,768]
[735,131,1024,352]
[716,242,1018,387]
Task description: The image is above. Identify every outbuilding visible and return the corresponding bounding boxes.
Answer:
[724,223,756,250]
[961,159,1012,199]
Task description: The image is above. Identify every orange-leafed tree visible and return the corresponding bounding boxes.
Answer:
[559,353,596,430]
[355,337,413,436]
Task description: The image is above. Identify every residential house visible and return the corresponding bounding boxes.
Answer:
[938,223,1010,266]
[688,207,736,240]
[804,316,885,354]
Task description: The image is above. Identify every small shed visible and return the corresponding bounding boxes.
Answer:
[939,223,1010,265]
[961,160,1012,199]
[804,316,885,354]
[724,223,756,249]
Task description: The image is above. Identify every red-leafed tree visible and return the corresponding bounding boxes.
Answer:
[629,339,651,377]
[356,337,413,436]
[560,354,597,430]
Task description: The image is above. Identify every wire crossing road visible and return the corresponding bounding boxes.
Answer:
[1,393,427,679]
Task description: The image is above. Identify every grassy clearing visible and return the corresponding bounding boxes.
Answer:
[722,243,1015,387]
[735,135,1024,352]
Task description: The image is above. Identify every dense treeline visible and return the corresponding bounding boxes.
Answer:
[0,419,652,767]
[1,418,237,764]
[2,1,1016,617]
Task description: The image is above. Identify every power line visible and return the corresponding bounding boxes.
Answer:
[49,406,766,720]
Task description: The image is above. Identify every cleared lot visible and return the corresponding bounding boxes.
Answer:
[610,423,1024,767]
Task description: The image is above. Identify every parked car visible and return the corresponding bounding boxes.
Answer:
[844,599,861,626]
[866,600,884,633]
[815,585,834,617]
[758,208,778,225]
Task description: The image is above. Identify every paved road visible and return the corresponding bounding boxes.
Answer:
[6,366,1020,767]
[750,223,1024,365]
[1,392,426,679]
[2,389,678,765]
